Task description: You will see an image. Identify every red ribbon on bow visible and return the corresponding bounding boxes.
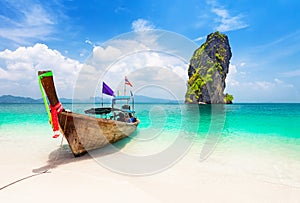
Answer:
[50,102,63,138]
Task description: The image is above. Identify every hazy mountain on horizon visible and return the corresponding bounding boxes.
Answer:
[0,94,182,104]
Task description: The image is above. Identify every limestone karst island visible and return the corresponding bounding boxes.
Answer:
[185,31,233,104]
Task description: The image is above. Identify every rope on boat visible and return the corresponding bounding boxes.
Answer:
[50,102,63,138]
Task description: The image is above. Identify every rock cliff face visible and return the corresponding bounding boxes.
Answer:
[185,31,233,104]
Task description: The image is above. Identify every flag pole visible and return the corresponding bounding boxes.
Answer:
[102,93,103,107]
[131,91,134,111]
[124,76,126,96]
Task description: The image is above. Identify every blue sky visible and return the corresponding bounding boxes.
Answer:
[0,0,300,102]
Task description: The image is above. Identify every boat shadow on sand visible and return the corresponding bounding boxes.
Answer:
[32,133,136,174]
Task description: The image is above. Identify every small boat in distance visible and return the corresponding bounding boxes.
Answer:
[38,70,139,157]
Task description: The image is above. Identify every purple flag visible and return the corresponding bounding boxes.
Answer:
[102,82,114,96]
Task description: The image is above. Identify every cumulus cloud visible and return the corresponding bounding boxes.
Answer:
[75,30,194,100]
[0,43,82,98]
[82,47,188,100]
[131,19,155,32]
[92,46,122,62]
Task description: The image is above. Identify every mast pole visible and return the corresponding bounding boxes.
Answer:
[124,76,126,96]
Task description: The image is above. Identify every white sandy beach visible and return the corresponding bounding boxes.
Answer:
[1,131,300,203]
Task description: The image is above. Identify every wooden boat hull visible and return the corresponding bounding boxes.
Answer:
[38,70,138,157]
[58,111,137,156]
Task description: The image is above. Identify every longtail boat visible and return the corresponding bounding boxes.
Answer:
[38,70,139,157]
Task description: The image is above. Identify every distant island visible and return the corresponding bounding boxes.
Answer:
[185,31,233,104]
[0,94,183,104]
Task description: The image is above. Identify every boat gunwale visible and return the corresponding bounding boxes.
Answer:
[61,111,139,126]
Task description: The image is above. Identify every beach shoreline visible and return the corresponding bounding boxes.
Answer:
[1,137,299,203]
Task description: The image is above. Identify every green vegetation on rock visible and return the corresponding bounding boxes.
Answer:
[224,94,234,104]
[185,31,233,104]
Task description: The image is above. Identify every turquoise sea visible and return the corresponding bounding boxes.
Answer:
[1,103,300,186]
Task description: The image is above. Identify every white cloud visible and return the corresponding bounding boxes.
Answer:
[0,43,82,98]
[76,50,188,100]
[131,19,155,32]
[281,69,300,77]
[229,64,237,74]
[255,30,300,51]
[194,35,206,42]
[24,4,54,26]
[240,62,246,67]
[206,1,248,32]
[0,1,57,45]
[92,46,122,62]
[85,39,94,47]
[212,8,248,32]
[173,66,188,80]
[78,41,189,99]
[212,8,228,18]
[247,79,294,92]
[225,64,239,87]
[0,68,9,79]
[77,34,160,99]
[74,30,197,100]
[225,62,297,102]
[272,78,294,88]
[114,6,130,14]
[252,81,275,90]
[93,49,188,89]
[274,78,283,84]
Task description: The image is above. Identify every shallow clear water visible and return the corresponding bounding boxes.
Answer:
[1,103,300,186]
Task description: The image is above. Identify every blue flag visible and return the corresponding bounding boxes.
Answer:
[102,82,114,96]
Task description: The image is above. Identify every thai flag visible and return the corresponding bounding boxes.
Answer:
[125,76,133,87]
